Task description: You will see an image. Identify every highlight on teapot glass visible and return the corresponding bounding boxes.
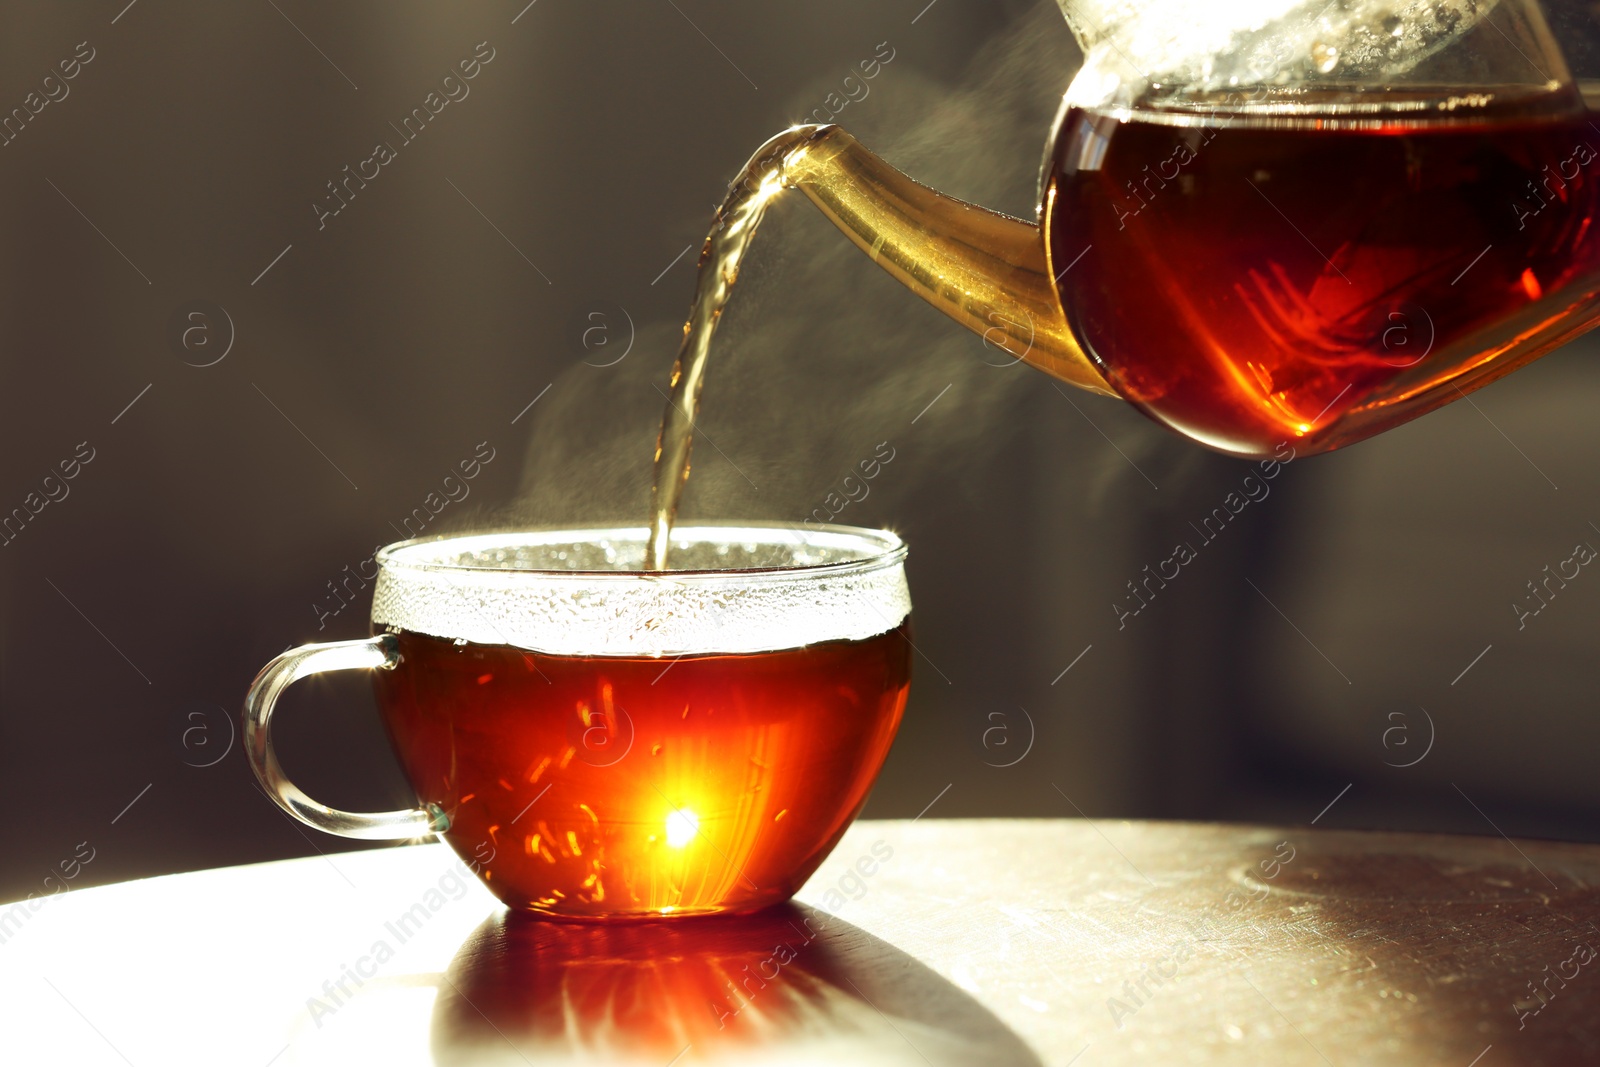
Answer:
[243,525,912,920]
[679,0,1597,459]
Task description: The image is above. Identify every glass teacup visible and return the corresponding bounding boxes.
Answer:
[244,524,912,920]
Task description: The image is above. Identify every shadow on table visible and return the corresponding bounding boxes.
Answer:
[429,902,1043,1065]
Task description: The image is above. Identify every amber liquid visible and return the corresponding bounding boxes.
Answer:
[645,127,828,569]
[1048,96,1600,456]
[374,625,911,918]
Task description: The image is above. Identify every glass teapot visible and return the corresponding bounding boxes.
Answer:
[766,0,1596,458]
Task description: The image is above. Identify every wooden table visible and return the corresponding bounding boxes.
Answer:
[3,819,1598,1065]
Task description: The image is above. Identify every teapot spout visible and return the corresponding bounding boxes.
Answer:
[781,125,1112,396]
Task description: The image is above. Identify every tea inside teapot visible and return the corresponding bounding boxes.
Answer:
[1047,84,1600,455]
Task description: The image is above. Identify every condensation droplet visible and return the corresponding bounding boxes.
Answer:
[1311,42,1339,74]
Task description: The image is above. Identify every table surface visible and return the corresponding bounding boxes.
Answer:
[3,818,1599,1066]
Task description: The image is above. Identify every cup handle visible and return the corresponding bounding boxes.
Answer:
[243,634,450,840]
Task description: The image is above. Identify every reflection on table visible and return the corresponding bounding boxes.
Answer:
[432,904,1039,1065]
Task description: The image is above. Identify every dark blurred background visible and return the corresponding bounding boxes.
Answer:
[5,0,1600,902]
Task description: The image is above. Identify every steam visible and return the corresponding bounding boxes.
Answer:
[510,4,1177,534]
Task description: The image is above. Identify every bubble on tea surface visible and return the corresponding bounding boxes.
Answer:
[371,526,910,657]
